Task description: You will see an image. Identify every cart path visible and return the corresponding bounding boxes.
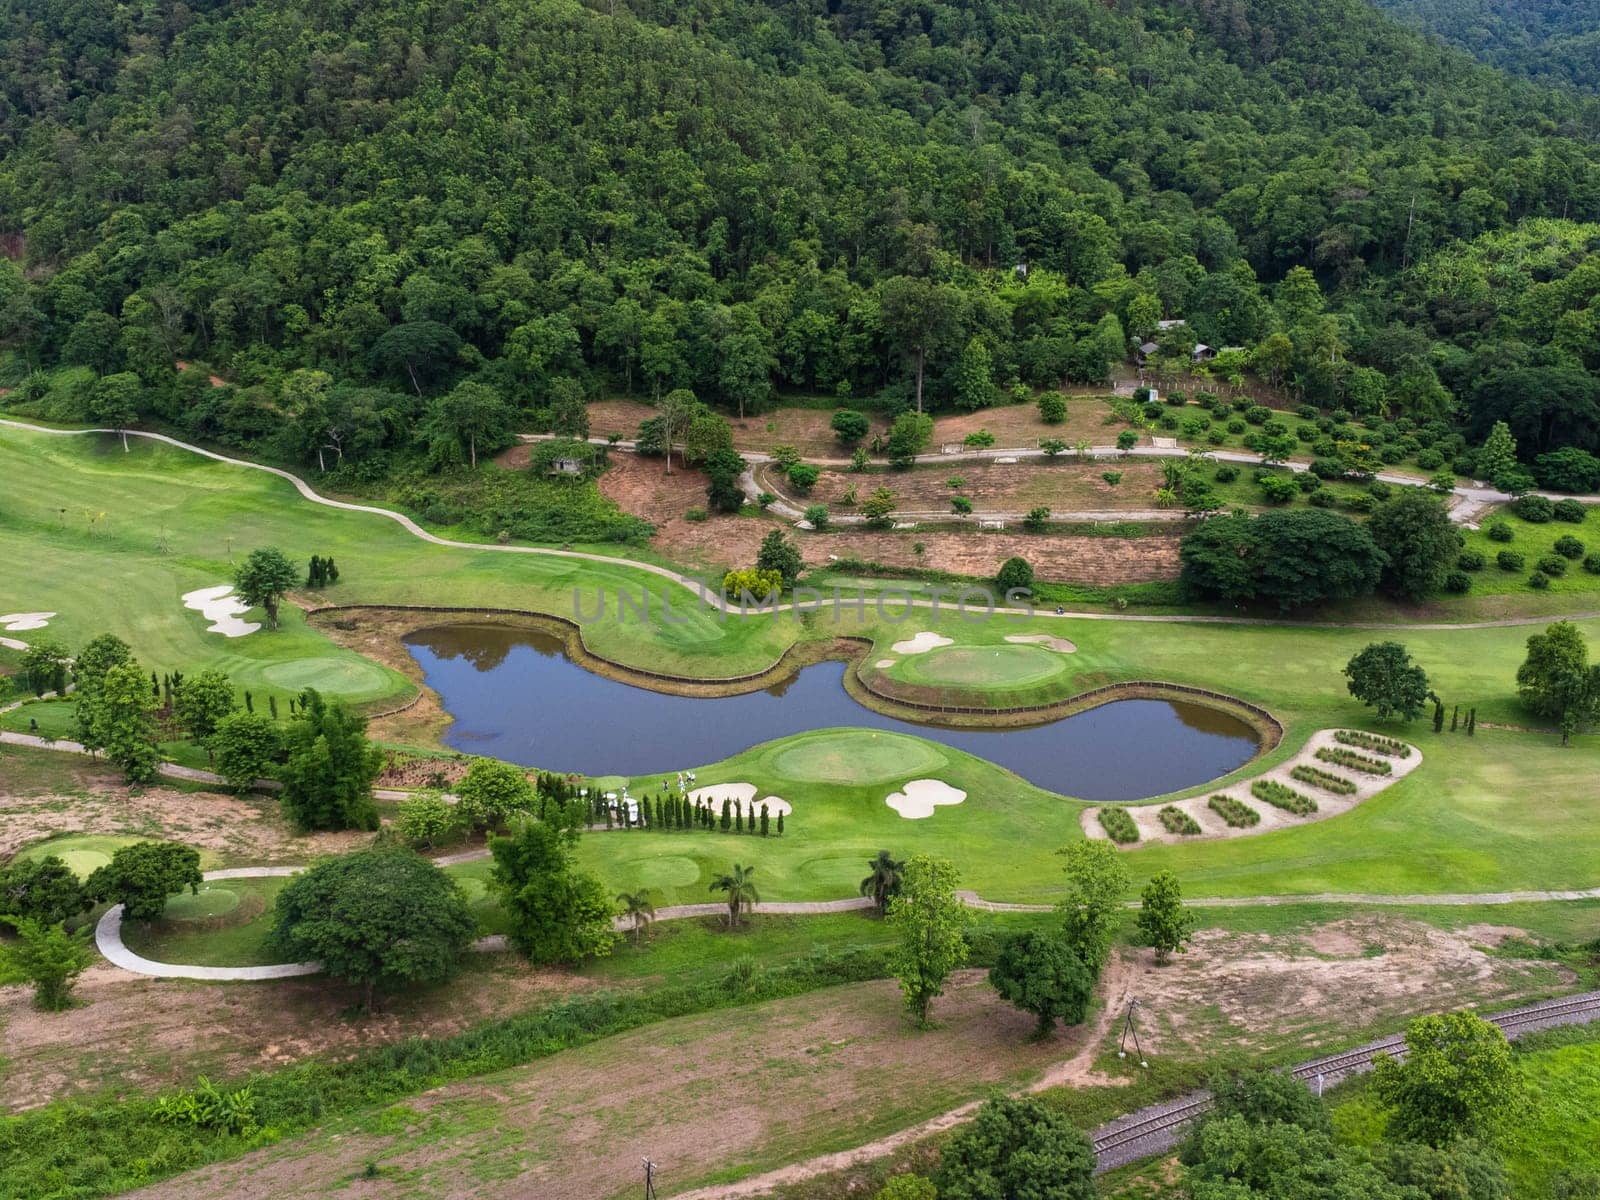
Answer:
[92,862,1600,984]
[3,419,1597,633]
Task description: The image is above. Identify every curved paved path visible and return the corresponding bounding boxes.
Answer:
[95,860,1600,983]
[4,418,1596,633]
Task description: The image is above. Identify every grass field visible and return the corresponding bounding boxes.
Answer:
[1332,1024,1600,1200]
[118,876,288,967]
[4,422,1600,906]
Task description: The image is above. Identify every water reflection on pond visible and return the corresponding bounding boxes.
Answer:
[404,624,1261,802]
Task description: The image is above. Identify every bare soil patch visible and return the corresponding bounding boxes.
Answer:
[930,394,1121,450]
[0,956,582,1111]
[127,972,1078,1200]
[762,458,1168,515]
[1126,916,1572,1059]
[0,769,366,865]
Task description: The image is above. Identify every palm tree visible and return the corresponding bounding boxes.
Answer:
[616,891,656,945]
[709,864,759,928]
[859,850,905,914]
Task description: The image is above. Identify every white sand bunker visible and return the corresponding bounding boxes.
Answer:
[688,781,791,818]
[891,631,953,655]
[886,779,967,819]
[181,585,260,638]
[1005,633,1077,653]
[874,658,897,669]
[0,612,55,632]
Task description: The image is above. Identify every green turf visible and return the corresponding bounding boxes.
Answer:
[13,834,149,877]
[161,884,241,920]
[1458,504,1600,597]
[6,422,1600,907]
[117,876,287,967]
[895,643,1069,689]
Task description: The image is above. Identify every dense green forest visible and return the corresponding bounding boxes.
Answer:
[1375,0,1600,93]
[0,0,1598,481]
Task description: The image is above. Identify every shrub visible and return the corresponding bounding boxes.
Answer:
[996,556,1034,594]
[395,793,461,848]
[1344,492,1376,513]
[963,429,995,448]
[951,495,973,515]
[1245,405,1271,425]
[1037,393,1067,424]
[1226,418,1246,434]
[1257,474,1298,504]
[1208,795,1259,827]
[1585,554,1600,575]
[1097,807,1138,844]
[1554,499,1588,524]
[1513,494,1554,523]
[830,409,870,445]
[1101,471,1122,486]
[1250,780,1317,815]
[1486,521,1514,542]
[1115,430,1138,452]
[1309,457,1346,479]
[1496,550,1524,571]
[786,463,820,494]
[1291,765,1357,795]
[803,504,829,530]
[1368,480,1392,500]
[1445,570,1472,593]
[1023,506,1050,533]
[1457,550,1485,571]
[1554,535,1585,559]
[1315,746,1391,775]
[1536,553,1568,577]
[770,443,802,469]
[1529,570,1551,589]
[1415,448,1443,470]
[1333,729,1411,757]
[1159,806,1201,836]
[683,506,708,522]
[1297,472,1321,493]
[1214,465,1239,483]
[1308,490,1338,507]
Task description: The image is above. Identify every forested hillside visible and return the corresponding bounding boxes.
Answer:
[0,0,1597,475]
[1374,0,1600,93]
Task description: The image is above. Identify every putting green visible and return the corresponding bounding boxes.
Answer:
[896,643,1069,689]
[768,730,947,785]
[163,885,241,920]
[614,853,703,888]
[13,835,146,878]
[261,656,396,696]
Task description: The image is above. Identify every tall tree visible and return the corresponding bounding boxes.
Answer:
[879,276,958,413]
[988,929,1097,1036]
[490,820,617,962]
[86,841,202,922]
[887,854,968,1026]
[270,848,475,1011]
[1516,621,1600,743]
[423,380,514,468]
[1056,840,1130,973]
[233,547,299,630]
[1344,642,1432,721]
[172,669,237,760]
[1372,1011,1523,1147]
[1136,870,1198,965]
[83,660,161,783]
[1368,491,1463,601]
[209,710,281,792]
[276,689,382,830]
[935,1096,1096,1200]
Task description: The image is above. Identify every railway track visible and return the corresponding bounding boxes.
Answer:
[1090,988,1600,1172]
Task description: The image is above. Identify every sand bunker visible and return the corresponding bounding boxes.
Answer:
[885,779,967,819]
[181,585,260,638]
[0,612,55,632]
[1004,633,1077,653]
[891,631,953,655]
[874,659,897,669]
[688,782,791,818]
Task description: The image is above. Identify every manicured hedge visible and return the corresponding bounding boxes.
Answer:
[1291,764,1357,795]
[1333,729,1411,758]
[1097,807,1139,844]
[1315,746,1392,775]
[1251,779,1318,814]
[1158,805,1202,836]
[1208,794,1259,828]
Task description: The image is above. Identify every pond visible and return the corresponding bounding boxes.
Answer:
[404,624,1261,802]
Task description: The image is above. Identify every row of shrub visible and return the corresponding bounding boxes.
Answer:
[1290,764,1357,796]
[1333,729,1411,758]
[1208,794,1259,828]
[1250,779,1318,815]
[1159,805,1202,836]
[1098,807,1139,844]
[1510,495,1589,524]
[1315,746,1392,775]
